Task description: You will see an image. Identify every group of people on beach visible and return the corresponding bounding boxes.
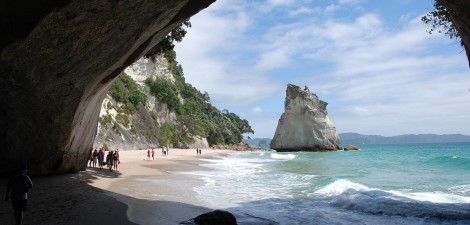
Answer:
[147,148,155,160]
[89,147,120,172]
[146,147,171,160]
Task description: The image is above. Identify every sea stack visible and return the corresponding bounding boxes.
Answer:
[270,84,340,151]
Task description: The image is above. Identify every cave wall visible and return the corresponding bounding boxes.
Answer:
[0,0,215,176]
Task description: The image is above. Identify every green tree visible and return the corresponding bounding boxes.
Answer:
[145,21,192,57]
[145,77,181,111]
[109,72,147,112]
[158,121,176,148]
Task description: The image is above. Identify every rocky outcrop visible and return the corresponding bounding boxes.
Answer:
[94,56,177,150]
[439,0,470,67]
[0,0,215,176]
[211,143,259,151]
[270,84,340,151]
[93,56,209,150]
[344,145,359,151]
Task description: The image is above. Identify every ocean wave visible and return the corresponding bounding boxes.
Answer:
[425,156,470,169]
[315,179,470,220]
[449,184,470,196]
[271,153,296,160]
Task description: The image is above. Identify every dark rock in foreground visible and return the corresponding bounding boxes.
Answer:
[194,210,238,225]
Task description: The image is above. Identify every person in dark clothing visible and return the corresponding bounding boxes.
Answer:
[5,166,33,225]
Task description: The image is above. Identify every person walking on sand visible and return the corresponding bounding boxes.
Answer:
[98,148,104,169]
[113,150,119,171]
[151,148,155,160]
[5,166,33,225]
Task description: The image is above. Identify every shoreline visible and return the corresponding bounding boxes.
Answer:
[0,148,237,225]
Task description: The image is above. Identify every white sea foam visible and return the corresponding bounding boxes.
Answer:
[270,153,296,160]
[449,184,470,196]
[315,179,372,196]
[315,179,470,219]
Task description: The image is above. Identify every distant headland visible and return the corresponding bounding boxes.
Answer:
[244,133,470,149]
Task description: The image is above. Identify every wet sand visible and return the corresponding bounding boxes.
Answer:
[0,148,234,225]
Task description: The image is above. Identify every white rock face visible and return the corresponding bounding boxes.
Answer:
[270,84,340,151]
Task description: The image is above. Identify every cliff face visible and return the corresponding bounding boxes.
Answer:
[94,56,209,150]
[0,0,215,176]
[270,84,340,151]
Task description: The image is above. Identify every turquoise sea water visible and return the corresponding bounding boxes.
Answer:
[182,143,470,224]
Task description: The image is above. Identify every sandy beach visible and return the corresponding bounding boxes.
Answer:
[0,148,235,225]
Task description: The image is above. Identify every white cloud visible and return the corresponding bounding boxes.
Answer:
[252,107,263,113]
[267,0,295,6]
[351,106,373,116]
[175,0,280,106]
[288,6,319,17]
[255,50,291,71]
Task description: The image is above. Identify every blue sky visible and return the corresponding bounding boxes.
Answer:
[174,0,470,138]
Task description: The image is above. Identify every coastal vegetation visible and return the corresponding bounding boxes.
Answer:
[109,72,147,113]
[145,48,254,146]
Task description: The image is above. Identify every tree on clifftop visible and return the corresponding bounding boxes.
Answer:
[145,21,192,57]
[422,1,462,46]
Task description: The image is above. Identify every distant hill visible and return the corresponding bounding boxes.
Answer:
[244,133,470,148]
[340,133,470,145]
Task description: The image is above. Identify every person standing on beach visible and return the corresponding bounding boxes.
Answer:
[92,148,98,168]
[88,150,94,167]
[98,148,104,169]
[151,148,155,160]
[147,149,151,160]
[107,151,114,171]
[5,166,33,225]
[113,150,119,171]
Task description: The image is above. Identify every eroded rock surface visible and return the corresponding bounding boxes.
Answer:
[0,0,215,176]
[270,84,340,151]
